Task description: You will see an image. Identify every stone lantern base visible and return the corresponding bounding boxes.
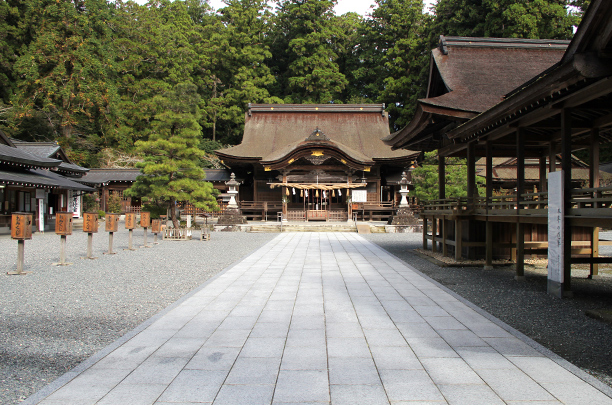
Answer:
[216,208,247,225]
[388,207,419,226]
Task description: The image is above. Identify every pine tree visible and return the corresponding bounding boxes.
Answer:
[126,82,218,229]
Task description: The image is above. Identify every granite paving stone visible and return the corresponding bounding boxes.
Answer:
[28,233,612,405]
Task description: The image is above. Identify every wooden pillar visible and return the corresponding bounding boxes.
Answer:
[561,109,573,295]
[590,128,600,279]
[515,129,526,280]
[467,142,476,202]
[455,219,462,261]
[549,142,557,173]
[539,155,547,194]
[282,172,288,218]
[442,218,448,256]
[485,141,493,270]
[438,155,446,200]
[423,216,428,250]
[432,217,438,253]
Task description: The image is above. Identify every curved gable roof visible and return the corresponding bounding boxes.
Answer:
[216,104,416,163]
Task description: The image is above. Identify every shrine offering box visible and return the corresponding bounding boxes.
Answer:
[105,213,120,232]
[151,219,161,233]
[55,212,73,235]
[11,212,33,240]
[125,213,136,230]
[140,212,151,228]
[83,212,99,233]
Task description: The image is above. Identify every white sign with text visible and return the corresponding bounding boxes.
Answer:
[548,171,564,284]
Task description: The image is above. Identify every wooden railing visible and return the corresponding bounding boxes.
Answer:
[419,186,612,218]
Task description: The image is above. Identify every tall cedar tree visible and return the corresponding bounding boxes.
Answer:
[432,0,579,40]
[358,0,430,131]
[269,0,348,103]
[201,0,282,145]
[10,0,119,166]
[111,0,209,150]
[126,81,218,229]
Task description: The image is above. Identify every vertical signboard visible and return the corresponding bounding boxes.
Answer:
[68,190,81,218]
[38,199,44,232]
[548,171,564,297]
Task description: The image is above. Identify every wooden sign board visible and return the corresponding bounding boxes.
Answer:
[151,219,161,233]
[55,212,73,235]
[83,212,99,233]
[125,213,136,229]
[105,213,120,232]
[140,212,151,228]
[11,212,33,240]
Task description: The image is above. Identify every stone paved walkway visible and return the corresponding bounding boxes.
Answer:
[28,233,612,405]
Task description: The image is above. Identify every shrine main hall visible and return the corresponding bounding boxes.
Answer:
[215,104,418,221]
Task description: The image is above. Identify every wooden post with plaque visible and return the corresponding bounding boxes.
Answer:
[124,212,137,251]
[53,212,73,266]
[151,219,161,244]
[82,212,99,260]
[9,213,33,275]
[140,212,151,248]
[105,213,120,255]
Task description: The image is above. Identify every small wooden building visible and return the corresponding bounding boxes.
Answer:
[0,131,94,234]
[215,104,419,221]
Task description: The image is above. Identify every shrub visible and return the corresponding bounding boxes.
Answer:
[107,192,122,213]
[83,193,100,213]
[142,203,167,219]
[97,210,106,218]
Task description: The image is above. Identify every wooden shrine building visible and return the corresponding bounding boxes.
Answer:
[386,0,612,297]
[216,104,418,221]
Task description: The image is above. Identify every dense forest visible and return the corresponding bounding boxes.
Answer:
[0,0,586,168]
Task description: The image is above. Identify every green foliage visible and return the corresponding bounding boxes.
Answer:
[269,0,349,103]
[432,0,578,41]
[107,192,122,213]
[125,82,218,228]
[200,0,282,144]
[142,203,166,219]
[83,193,101,213]
[0,0,587,166]
[411,151,484,201]
[357,0,430,130]
[97,210,106,218]
[10,0,119,159]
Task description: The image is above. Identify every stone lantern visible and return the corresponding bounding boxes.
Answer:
[399,171,410,208]
[226,173,240,209]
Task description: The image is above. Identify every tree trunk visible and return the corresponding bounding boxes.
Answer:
[170,200,180,229]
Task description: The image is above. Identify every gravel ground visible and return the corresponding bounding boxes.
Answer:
[0,227,276,405]
[363,232,612,388]
[2,228,612,404]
